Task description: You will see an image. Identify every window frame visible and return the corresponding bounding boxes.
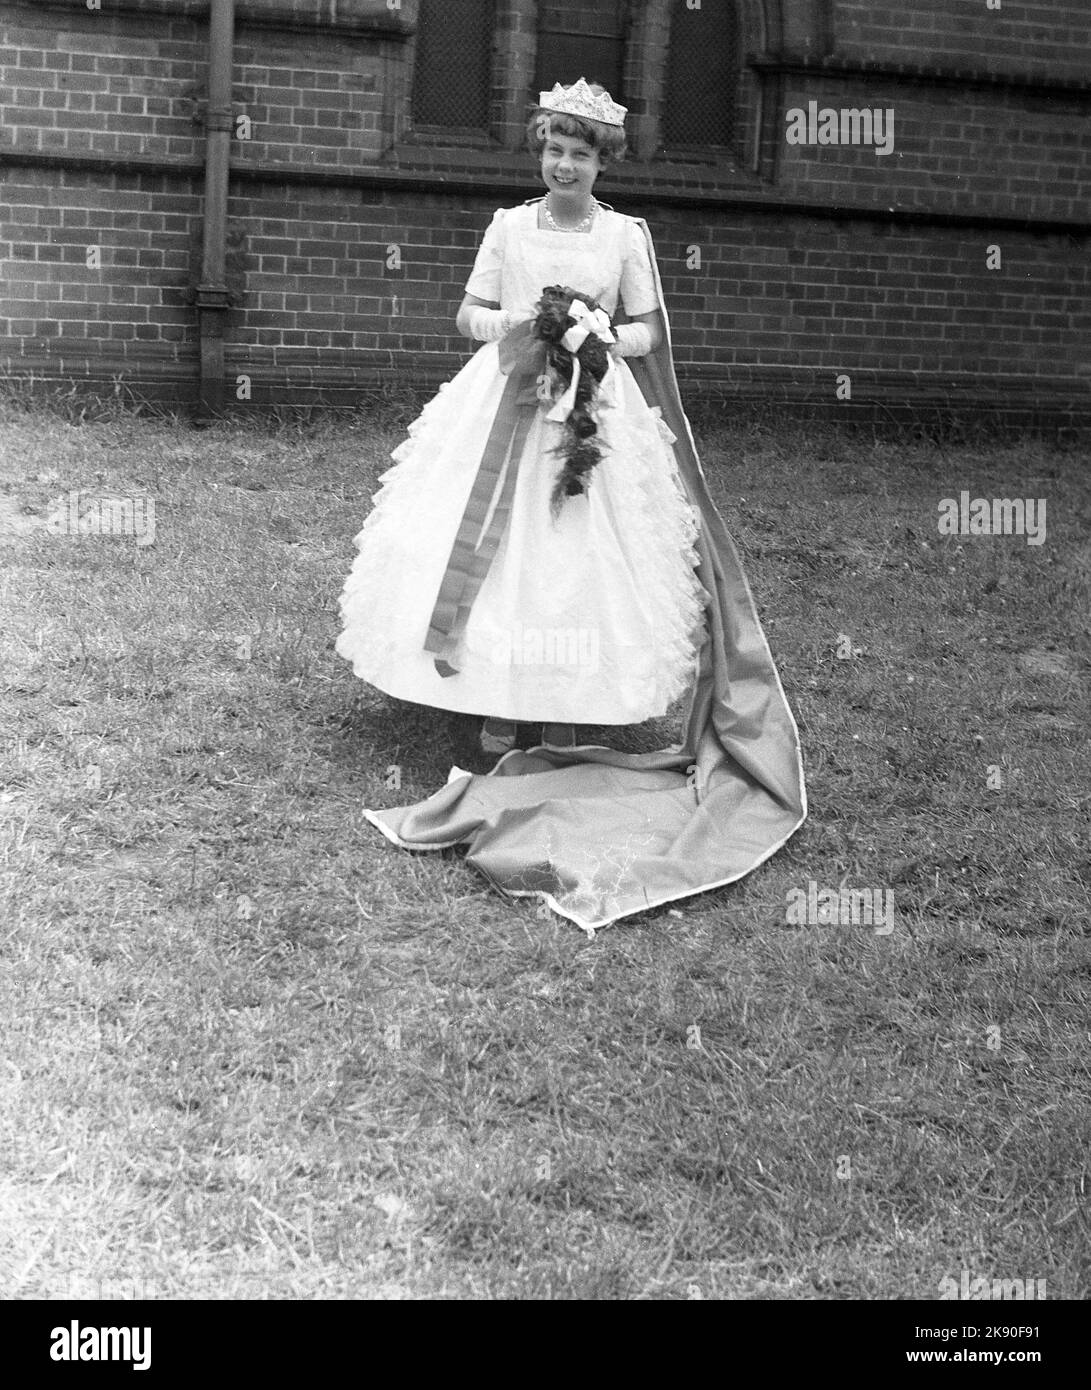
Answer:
[532,1,632,107]
[394,0,776,190]
[407,0,503,144]
[653,0,746,168]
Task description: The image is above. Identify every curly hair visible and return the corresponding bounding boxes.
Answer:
[525,83,628,166]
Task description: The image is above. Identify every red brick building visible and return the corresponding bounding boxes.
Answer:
[1,0,1089,428]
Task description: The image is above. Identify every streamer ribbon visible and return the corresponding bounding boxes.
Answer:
[423,321,545,677]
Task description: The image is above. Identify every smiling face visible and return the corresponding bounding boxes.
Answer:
[540,131,604,201]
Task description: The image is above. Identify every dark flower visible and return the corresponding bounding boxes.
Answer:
[531,286,613,517]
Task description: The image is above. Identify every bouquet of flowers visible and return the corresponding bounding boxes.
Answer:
[531,285,616,517]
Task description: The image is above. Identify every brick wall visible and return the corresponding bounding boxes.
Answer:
[834,0,1091,81]
[1,0,1088,430]
[2,168,198,367]
[775,77,1090,225]
[232,31,384,172]
[0,9,206,165]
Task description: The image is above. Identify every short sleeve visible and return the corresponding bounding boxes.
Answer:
[464,207,506,303]
[619,219,660,318]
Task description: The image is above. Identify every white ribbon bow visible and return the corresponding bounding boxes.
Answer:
[560,298,615,354]
[546,298,618,423]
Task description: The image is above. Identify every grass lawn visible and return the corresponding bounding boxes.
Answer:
[0,387,1087,1299]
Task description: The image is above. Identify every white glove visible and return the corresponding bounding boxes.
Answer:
[611,322,654,357]
[465,306,513,342]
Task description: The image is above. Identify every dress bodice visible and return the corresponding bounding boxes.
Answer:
[464,201,660,321]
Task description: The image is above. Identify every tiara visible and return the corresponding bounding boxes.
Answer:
[538,77,627,128]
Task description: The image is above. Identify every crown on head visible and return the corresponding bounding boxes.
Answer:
[538,77,627,128]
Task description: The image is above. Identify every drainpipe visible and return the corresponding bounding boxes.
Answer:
[195,0,235,417]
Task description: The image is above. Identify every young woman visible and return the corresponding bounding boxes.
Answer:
[337,81,703,753]
[336,79,806,932]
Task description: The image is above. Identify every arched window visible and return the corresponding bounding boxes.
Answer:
[661,0,742,158]
[411,0,498,133]
[533,2,630,104]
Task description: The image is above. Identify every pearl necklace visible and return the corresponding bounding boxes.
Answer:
[543,195,597,233]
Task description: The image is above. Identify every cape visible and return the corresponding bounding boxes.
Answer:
[361,209,807,934]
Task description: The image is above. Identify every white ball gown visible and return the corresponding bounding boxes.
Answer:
[335,201,709,725]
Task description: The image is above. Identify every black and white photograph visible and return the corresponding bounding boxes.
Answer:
[0,0,1087,1326]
